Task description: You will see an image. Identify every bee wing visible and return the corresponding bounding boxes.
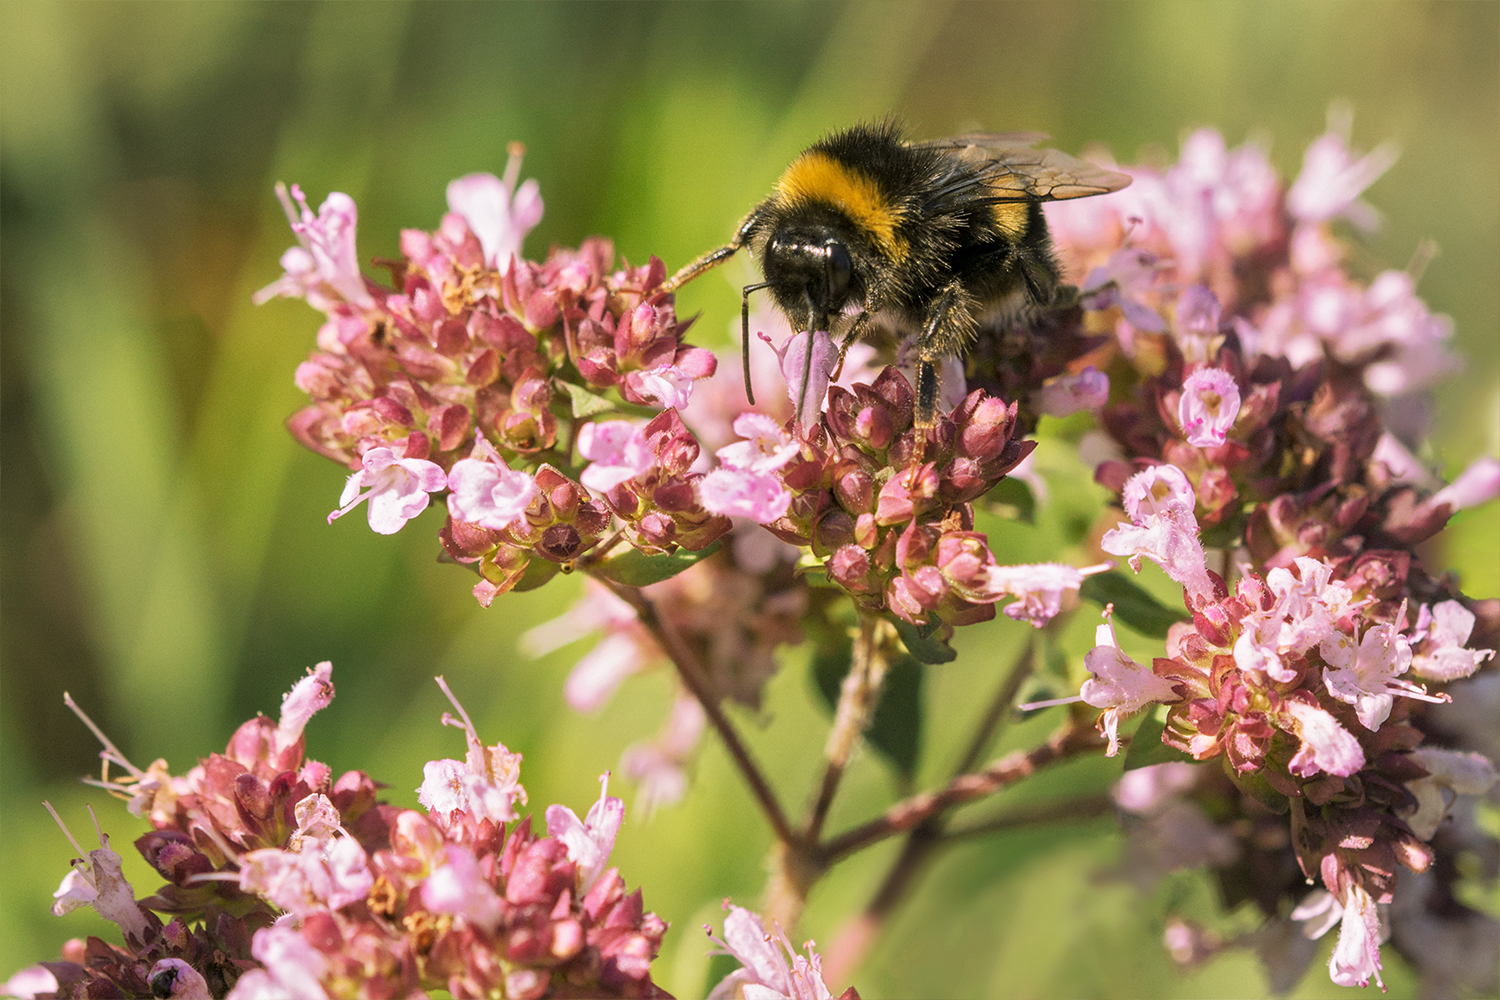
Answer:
[913,132,1131,207]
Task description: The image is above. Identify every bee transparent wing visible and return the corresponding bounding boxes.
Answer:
[913,132,1131,208]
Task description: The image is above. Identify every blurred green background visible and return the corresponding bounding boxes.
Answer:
[2,2,1496,997]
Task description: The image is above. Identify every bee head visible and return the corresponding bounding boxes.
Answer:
[761,232,856,332]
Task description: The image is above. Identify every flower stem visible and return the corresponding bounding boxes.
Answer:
[805,612,888,843]
[817,719,1098,864]
[819,638,1038,981]
[592,574,795,846]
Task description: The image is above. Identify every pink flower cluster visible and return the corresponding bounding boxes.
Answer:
[264,149,729,605]
[16,667,671,999]
[704,365,1043,631]
[1040,114,1499,993]
[705,903,860,1000]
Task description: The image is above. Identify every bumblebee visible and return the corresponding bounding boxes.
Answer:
[664,120,1130,428]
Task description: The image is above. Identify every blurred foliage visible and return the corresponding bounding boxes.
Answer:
[1,2,1494,997]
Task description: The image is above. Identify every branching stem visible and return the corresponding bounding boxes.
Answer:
[593,574,795,845]
[805,612,888,843]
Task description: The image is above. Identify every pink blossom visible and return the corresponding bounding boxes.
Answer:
[1122,463,1195,519]
[289,793,344,850]
[521,582,656,712]
[1173,285,1224,362]
[1234,557,1360,684]
[1290,888,1344,940]
[1079,615,1180,756]
[239,836,371,918]
[1,966,58,1000]
[707,904,838,1000]
[1036,366,1110,417]
[621,693,705,813]
[227,925,330,999]
[577,419,652,491]
[545,772,625,895]
[445,146,543,273]
[422,843,504,931]
[1177,368,1241,447]
[1371,432,1439,488]
[1284,698,1366,778]
[1328,883,1386,989]
[717,412,801,472]
[1427,456,1500,513]
[764,328,839,427]
[700,411,799,522]
[1402,747,1498,840]
[700,468,793,523]
[564,632,650,711]
[521,580,638,653]
[327,446,447,534]
[416,677,527,828]
[1102,465,1216,605]
[1113,761,1203,814]
[254,184,374,312]
[45,804,149,943]
[147,959,211,999]
[276,660,334,753]
[1287,109,1399,229]
[1079,246,1169,333]
[1321,618,1444,731]
[983,561,1110,627]
[1410,600,1495,681]
[624,362,697,410]
[1334,270,1458,396]
[447,456,539,530]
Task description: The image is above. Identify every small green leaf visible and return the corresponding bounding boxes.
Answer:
[1122,710,1195,770]
[891,618,957,664]
[510,558,560,592]
[868,655,924,779]
[1080,572,1189,638]
[594,542,720,587]
[1226,759,1292,814]
[982,477,1036,524]
[560,381,619,418]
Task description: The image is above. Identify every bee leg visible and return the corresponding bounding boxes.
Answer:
[663,243,740,292]
[663,204,765,292]
[830,310,870,382]
[914,280,979,433]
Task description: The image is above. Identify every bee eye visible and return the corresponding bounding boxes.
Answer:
[826,241,852,299]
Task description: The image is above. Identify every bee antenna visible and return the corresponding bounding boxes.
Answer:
[740,282,771,404]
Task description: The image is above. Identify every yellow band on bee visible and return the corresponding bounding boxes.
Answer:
[989,200,1029,240]
[777,151,908,262]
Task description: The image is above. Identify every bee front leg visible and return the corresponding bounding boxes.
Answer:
[662,204,766,292]
[914,280,979,435]
[830,311,870,383]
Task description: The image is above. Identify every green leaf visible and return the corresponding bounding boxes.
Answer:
[809,638,924,780]
[811,634,854,710]
[981,476,1036,523]
[1226,759,1292,815]
[1122,710,1195,770]
[891,617,957,664]
[510,558,560,592]
[869,655,923,779]
[560,381,619,418]
[594,541,720,587]
[1080,571,1189,638]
